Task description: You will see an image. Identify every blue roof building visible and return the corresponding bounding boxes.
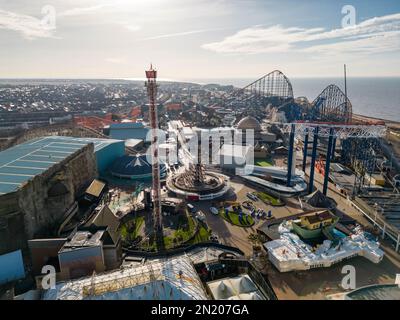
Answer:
[109,122,150,142]
[0,136,124,194]
[110,155,166,180]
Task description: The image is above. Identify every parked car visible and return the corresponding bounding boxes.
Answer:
[209,234,219,243]
[246,192,258,201]
[187,203,195,213]
[242,201,253,209]
[196,211,206,222]
[209,207,219,215]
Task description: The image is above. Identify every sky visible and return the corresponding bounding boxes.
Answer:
[0,0,399,80]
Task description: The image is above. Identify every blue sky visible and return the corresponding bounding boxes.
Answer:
[0,0,399,79]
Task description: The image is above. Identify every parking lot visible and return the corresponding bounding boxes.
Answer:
[188,177,303,255]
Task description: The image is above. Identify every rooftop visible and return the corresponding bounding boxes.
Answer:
[85,179,106,198]
[302,210,333,224]
[207,275,265,300]
[60,231,105,253]
[42,256,208,300]
[237,116,262,131]
[0,136,121,195]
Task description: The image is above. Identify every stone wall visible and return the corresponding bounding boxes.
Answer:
[0,143,98,256]
[0,192,26,255]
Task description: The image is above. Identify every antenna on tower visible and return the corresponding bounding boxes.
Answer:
[344,64,349,123]
[344,64,347,101]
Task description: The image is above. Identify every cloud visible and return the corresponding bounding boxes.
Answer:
[202,13,400,55]
[59,4,112,17]
[105,57,124,64]
[124,25,141,32]
[142,29,213,40]
[0,9,57,40]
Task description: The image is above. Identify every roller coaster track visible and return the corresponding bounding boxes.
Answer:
[225,70,294,103]
[310,84,353,123]
[224,71,354,124]
[279,121,386,139]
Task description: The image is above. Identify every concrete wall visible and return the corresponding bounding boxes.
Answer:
[59,246,105,280]
[95,141,125,174]
[103,244,122,270]
[28,238,67,275]
[0,192,27,255]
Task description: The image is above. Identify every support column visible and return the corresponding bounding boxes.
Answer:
[287,124,295,187]
[323,128,334,195]
[396,234,400,252]
[308,127,319,194]
[382,224,386,239]
[331,137,337,161]
[302,128,309,172]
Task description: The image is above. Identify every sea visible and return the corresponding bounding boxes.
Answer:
[185,77,400,122]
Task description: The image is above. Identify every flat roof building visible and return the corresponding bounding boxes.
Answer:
[0,136,124,194]
[109,122,150,142]
[0,136,123,257]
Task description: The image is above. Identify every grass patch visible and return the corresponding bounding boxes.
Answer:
[219,209,255,227]
[163,213,198,249]
[131,211,211,250]
[256,192,283,206]
[173,215,195,243]
[121,216,144,241]
[255,158,273,167]
[190,223,211,244]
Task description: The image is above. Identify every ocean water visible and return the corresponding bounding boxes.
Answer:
[187,77,400,122]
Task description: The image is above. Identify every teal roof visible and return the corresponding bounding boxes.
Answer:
[0,136,122,195]
[109,122,150,141]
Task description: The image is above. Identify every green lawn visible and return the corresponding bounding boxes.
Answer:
[120,216,144,241]
[219,209,255,227]
[127,212,212,250]
[255,158,273,167]
[173,215,196,243]
[256,192,284,206]
[190,223,211,244]
[163,214,200,249]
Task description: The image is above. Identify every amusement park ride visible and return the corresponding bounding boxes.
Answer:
[145,65,163,245]
[142,65,386,249]
[223,66,387,196]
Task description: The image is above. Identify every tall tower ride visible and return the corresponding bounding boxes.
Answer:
[145,65,162,237]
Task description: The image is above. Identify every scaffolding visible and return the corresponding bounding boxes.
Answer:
[43,256,208,300]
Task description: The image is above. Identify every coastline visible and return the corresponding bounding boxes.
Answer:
[353,113,400,130]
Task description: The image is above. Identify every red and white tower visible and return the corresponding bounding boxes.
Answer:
[145,65,162,235]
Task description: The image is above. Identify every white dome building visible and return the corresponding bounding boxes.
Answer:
[236,116,262,132]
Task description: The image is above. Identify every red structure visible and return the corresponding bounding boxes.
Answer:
[130,106,142,120]
[74,114,113,131]
[145,65,162,237]
[165,103,182,112]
